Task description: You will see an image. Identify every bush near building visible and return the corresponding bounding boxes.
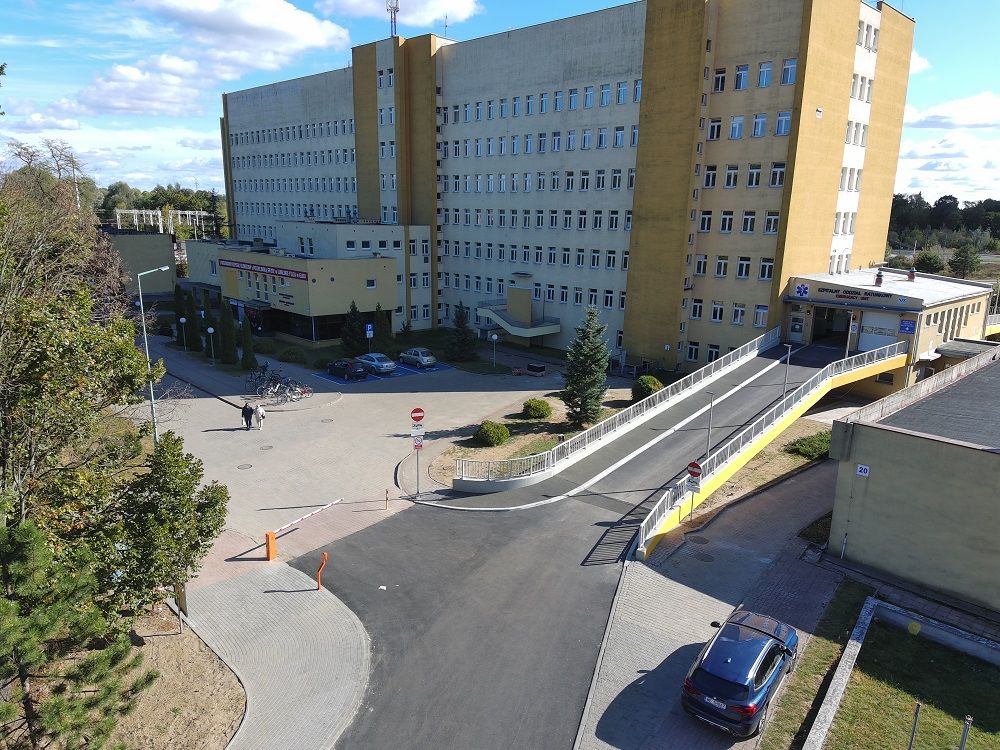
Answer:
[784,431,831,460]
[522,398,553,419]
[277,347,307,364]
[475,420,510,447]
[632,375,664,402]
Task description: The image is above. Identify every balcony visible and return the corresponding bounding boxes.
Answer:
[476,300,561,338]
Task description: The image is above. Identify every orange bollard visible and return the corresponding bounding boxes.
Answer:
[316,552,329,590]
[265,531,277,561]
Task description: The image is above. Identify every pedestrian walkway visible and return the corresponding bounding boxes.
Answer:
[186,564,370,750]
[575,461,842,750]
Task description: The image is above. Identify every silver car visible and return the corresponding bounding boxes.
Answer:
[398,347,437,368]
[357,352,397,374]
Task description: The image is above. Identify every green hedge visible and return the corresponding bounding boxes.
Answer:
[784,431,831,460]
[522,398,553,419]
[632,375,664,402]
[276,347,307,364]
[475,420,510,447]
[252,337,277,355]
[313,356,332,371]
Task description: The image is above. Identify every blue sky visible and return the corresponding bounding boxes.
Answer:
[1,0,997,203]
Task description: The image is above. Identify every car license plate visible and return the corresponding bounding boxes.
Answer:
[705,696,727,710]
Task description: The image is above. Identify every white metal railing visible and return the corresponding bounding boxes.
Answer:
[987,313,1000,327]
[455,327,781,482]
[635,341,909,555]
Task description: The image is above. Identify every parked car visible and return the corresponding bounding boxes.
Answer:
[356,352,397,375]
[398,347,437,368]
[327,358,368,380]
[680,610,798,737]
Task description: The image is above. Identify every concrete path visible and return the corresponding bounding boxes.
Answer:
[186,564,370,750]
[576,461,843,750]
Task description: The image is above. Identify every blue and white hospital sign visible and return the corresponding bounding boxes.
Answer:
[898,319,917,335]
[794,283,810,298]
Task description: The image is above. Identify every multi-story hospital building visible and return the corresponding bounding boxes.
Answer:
[199,0,924,372]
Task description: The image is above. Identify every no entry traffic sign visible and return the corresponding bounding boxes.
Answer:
[411,407,425,422]
[687,461,703,478]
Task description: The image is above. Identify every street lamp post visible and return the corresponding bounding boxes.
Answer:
[782,343,793,398]
[206,326,216,366]
[705,391,716,460]
[178,316,187,351]
[137,265,171,444]
[490,333,499,368]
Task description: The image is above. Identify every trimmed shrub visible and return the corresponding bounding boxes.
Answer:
[475,420,510,447]
[522,398,553,419]
[313,356,331,371]
[252,337,276,355]
[784,431,831,460]
[632,375,664,402]
[276,347,307,364]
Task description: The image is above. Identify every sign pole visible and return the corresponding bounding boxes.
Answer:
[416,449,420,497]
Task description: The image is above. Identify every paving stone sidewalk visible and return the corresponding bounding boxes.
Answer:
[576,461,842,750]
[186,564,370,750]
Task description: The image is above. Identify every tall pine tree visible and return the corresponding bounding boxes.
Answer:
[183,290,202,352]
[340,301,366,356]
[560,306,609,428]
[240,319,257,370]
[445,301,478,361]
[373,303,392,351]
[219,302,239,364]
[172,283,185,346]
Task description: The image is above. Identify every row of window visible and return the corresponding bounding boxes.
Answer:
[839,167,864,192]
[440,241,629,270]
[845,121,869,147]
[850,74,874,103]
[230,119,355,148]
[439,206,633,231]
[697,210,781,235]
[833,211,859,236]
[701,162,785,190]
[235,175,359,195]
[710,59,796,93]
[857,21,880,51]
[443,80,642,125]
[376,68,395,88]
[440,168,636,194]
[438,125,639,157]
[231,148,356,171]
[236,196,362,216]
[690,254,774,280]
[705,111,791,141]
[378,107,396,126]
[686,299,769,328]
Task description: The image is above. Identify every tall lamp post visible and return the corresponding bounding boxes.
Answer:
[137,265,171,444]
[705,391,716,461]
[178,316,187,351]
[490,333,499,368]
[782,343,793,397]
[206,326,216,365]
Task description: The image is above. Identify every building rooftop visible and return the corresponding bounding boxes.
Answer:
[934,338,1000,360]
[796,268,992,308]
[879,358,1000,448]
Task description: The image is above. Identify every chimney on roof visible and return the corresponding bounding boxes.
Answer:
[908,267,916,282]
[875,269,884,287]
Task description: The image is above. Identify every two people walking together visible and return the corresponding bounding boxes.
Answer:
[241,402,266,430]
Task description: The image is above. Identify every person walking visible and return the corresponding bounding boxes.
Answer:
[241,402,254,431]
[254,403,266,430]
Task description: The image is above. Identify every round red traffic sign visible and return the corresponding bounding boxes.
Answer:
[687,461,703,478]
[410,407,425,422]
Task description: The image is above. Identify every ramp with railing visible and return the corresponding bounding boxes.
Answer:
[633,341,909,560]
[986,313,1000,337]
[453,328,781,493]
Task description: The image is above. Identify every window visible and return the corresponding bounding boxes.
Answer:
[559,285,569,303]
[610,169,622,190]
[703,165,717,189]
[580,170,591,191]
[614,126,625,148]
[475,101,483,120]
[598,128,608,148]
[734,64,748,90]
[628,168,636,189]
[708,119,722,140]
[775,110,791,136]
[699,211,713,232]
[760,257,774,280]
[752,113,767,138]
[747,163,761,188]
[512,96,521,116]
[732,303,746,325]
[539,92,548,113]
[500,98,508,118]
[533,283,542,300]
[631,125,639,146]
[582,129,593,149]
[707,345,720,362]
[736,256,751,279]
[725,164,738,188]
[554,90,563,111]
[694,254,707,276]
[588,288,598,306]
[781,58,797,85]
[753,304,768,328]
[569,88,578,109]
[617,81,628,104]
[742,210,756,233]
[711,301,724,322]
[525,94,534,115]
[603,289,614,308]
[715,256,729,276]
[573,287,584,305]
[770,162,786,187]
[687,341,700,362]
[720,212,734,233]
[764,211,780,234]
[690,299,703,319]
[713,68,726,92]
[634,78,642,102]
[758,61,772,88]
[729,115,744,139]
[366,278,377,289]
[600,83,611,106]
[584,86,594,108]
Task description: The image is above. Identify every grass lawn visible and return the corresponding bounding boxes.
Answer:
[758,579,872,750]
[825,621,1000,750]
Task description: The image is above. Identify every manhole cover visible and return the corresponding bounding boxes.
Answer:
[237,463,252,470]
[694,552,715,562]
[260,445,273,451]
[321,418,335,423]
[688,535,710,545]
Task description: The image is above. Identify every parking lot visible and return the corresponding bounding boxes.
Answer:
[314,362,453,386]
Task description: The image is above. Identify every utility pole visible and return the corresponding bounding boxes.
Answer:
[387,0,399,37]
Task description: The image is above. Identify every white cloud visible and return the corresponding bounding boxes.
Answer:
[895,131,1000,202]
[904,92,1000,130]
[5,113,83,132]
[2,96,39,116]
[314,0,482,26]
[909,50,930,75]
[77,60,196,116]
[178,136,220,150]
[0,34,67,48]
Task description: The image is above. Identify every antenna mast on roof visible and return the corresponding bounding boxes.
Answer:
[387,0,399,37]
[444,14,448,36]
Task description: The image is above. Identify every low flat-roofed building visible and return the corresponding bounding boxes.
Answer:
[829,348,1000,611]
[782,267,994,396]
[106,229,177,296]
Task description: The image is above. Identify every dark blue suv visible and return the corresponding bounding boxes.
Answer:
[681,610,798,737]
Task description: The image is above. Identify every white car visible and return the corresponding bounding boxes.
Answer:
[398,347,437,368]
[357,352,397,374]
